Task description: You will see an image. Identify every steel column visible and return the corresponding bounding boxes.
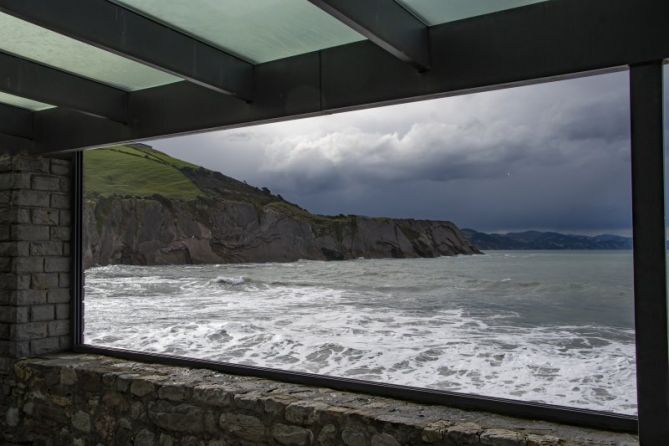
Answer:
[630,61,669,444]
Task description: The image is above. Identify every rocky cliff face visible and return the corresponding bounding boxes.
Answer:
[83,196,479,267]
[83,145,480,267]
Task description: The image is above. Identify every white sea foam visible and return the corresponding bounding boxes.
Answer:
[213,275,247,285]
[84,251,637,414]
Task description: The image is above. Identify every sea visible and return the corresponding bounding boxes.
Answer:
[84,250,637,415]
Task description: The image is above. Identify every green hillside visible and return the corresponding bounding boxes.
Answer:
[84,145,203,200]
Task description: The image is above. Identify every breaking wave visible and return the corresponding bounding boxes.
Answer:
[84,251,636,414]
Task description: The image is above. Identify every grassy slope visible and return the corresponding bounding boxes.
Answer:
[84,145,203,200]
[84,145,380,233]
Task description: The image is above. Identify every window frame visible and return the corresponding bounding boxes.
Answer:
[70,62,668,436]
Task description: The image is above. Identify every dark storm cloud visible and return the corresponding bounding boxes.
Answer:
[152,70,659,235]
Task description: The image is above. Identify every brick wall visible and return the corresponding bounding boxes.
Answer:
[0,152,72,362]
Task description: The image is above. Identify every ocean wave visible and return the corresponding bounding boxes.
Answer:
[213,275,247,285]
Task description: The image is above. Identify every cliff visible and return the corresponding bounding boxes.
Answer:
[83,145,480,267]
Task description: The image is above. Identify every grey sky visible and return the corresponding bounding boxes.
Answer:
[150,69,669,235]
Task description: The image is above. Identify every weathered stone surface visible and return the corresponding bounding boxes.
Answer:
[316,424,338,446]
[158,384,189,402]
[342,426,369,446]
[219,412,266,441]
[525,434,561,446]
[272,423,313,446]
[371,433,401,446]
[446,422,482,445]
[0,354,640,446]
[148,401,204,433]
[71,410,91,433]
[480,428,526,445]
[135,428,156,446]
[131,379,156,397]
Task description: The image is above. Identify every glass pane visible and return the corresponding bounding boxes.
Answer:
[112,0,364,63]
[0,13,180,91]
[84,72,635,414]
[0,91,54,111]
[398,0,550,26]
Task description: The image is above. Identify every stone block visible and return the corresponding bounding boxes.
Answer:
[219,412,266,442]
[30,241,62,256]
[0,274,16,290]
[72,410,91,433]
[12,256,44,273]
[56,303,69,320]
[11,224,50,241]
[32,175,61,191]
[48,289,70,304]
[0,339,30,357]
[45,257,69,273]
[15,290,47,305]
[31,209,59,225]
[0,172,31,189]
[31,304,55,322]
[60,210,71,225]
[51,193,70,209]
[50,226,70,241]
[13,156,49,174]
[11,322,48,340]
[0,256,9,272]
[51,159,71,176]
[30,336,60,355]
[0,241,28,256]
[11,190,50,207]
[0,223,9,241]
[59,272,70,288]
[48,320,69,337]
[58,335,71,350]
[131,379,156,397]
[31,273,59,289]
[272,423,313,446]
[148,401,204,433]
[0,306,28,323]
[480,429,526,446]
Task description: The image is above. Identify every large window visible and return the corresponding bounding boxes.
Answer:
[82,71,635,416]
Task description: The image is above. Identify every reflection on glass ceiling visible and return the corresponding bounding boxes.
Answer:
[0,13,179,91]
[0,91,54,111]
[112,0,365,64]
[398,0,550,26]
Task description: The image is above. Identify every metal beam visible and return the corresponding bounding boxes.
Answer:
[0,51,127,122]
[30,0,669,152]
[0,132,34,152]
[307,0,429,70]
[630,61,669,445]
[0,0,254,99]
[0,102,33,140]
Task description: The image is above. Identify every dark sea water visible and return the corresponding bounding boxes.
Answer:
[84,250,636,414]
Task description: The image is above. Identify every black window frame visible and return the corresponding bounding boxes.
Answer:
[69,61,668,439]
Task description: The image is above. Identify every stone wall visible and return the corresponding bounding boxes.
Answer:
[0,153,72,361]
[1,354,638,446]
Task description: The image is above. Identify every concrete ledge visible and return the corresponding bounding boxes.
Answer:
[1,354,638,445]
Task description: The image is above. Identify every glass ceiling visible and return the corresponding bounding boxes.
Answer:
[0,13,180,91]
[0,91,54,111]
[0,0,553,112]
[112,0,365,64]
[397,0,550,26]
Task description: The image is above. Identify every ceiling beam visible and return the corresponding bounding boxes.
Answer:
[308,0,429,70]
[0,0,254,100]
[0,51,128,122]
[29,0,669,153]
[0,132,34,152]
[0,102,33,140]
